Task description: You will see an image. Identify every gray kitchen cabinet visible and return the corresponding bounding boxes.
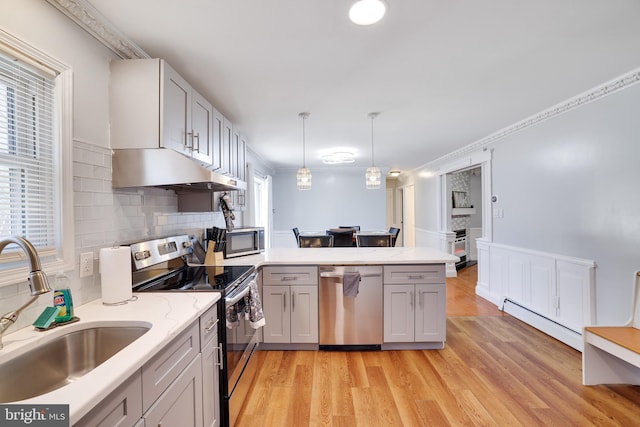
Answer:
[143,354,203,427]
[110,58,214,166]
[141,321,201,412]
[383,265,446,348]
[200,304,221,427]
[74,371,143,427]
[262,266,319,346]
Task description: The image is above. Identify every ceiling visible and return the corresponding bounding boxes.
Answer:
[86,0,640,174]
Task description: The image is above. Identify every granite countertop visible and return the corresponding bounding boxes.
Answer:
[0,292,220,424]
[219,247,459,267]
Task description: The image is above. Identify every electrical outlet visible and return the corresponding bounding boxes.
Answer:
[80,252,94,278]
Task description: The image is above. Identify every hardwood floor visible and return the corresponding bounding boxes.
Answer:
[237,265,640,426]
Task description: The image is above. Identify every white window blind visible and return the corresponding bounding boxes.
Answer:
[0,51,57,261]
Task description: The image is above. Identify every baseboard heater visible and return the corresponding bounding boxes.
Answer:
[502,299,583,352]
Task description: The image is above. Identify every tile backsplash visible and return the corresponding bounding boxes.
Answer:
[0,140,227,332]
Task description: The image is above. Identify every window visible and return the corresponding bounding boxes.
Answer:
[0,52,56,251]
[0,31,73,284]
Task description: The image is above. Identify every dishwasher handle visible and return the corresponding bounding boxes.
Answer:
[319,271,381,279]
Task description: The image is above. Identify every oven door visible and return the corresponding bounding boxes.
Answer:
[223,275,262,426]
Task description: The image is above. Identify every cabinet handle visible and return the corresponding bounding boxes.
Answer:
[216,344,224,370]
[408,274,424,280]
[205,319,218,333]
[186,131,195,150]
[410,290,414,309]
[418,290,423,309]
[283,293,286,312]
[193,132,200,152]
[281,276,297,281]
[292,292,295,312]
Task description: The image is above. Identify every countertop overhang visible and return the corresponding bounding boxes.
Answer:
[0,292,220,424]
[219,247,459,267]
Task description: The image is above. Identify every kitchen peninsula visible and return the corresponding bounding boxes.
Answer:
[217,247,458,351]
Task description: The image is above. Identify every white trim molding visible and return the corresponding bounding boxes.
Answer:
[46,0,149,59]
[477,240,596,351]
[421,68,640,170]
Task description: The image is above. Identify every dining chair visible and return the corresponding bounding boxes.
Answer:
[339,225,360,231]
[356,234,391,247]
[389,227,401,247]
[292,227,300,245]
[327,229,354,247]
[299,235,334,248]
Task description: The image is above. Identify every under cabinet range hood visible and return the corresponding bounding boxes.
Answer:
[112,149,247,192]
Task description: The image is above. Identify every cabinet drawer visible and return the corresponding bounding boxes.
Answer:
[75,371,142,427]
[262,266,318,286]
[199,302,219,350]
[384,264,445,284]
[142,320,200,412]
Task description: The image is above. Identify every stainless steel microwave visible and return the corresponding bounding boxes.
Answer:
[207,227,264,258]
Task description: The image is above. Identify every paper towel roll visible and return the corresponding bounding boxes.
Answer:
[99,246,132,305]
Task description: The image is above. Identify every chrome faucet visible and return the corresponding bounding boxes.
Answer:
[0,236,52,349]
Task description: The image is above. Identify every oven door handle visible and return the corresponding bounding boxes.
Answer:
[225,283,252,306]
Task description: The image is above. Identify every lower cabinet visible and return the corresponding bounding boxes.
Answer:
[383,284,445,342]
[74,370,143,427]
[262,266,319,346]
[383,264,446,349]
[77,302,221,427]
[263,285,318,344]
[144,354,203,427]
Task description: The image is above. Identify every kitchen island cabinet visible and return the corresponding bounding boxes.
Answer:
[219,248,457,350]
[383,265,446,349]
[262,266,319,348]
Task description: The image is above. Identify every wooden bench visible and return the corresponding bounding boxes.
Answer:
[583,271,640,385]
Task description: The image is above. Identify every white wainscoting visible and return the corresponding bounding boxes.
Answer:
[476,240,595,351]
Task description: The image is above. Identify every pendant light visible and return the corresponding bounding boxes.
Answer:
[297,112,312,190]
[366,112,381,189]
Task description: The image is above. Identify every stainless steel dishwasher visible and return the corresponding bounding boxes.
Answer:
[319,265,383,350]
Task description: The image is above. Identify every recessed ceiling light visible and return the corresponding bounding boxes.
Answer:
[349,0,387,26]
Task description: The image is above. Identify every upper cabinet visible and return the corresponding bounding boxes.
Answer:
[110,58,247,189]
[110,59,214,166]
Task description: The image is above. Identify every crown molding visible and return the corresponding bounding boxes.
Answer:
[46,0,149,59]
[422,67,640,170]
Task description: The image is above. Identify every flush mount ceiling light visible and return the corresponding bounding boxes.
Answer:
[321,151,356,164]
[365,112,382,189]
[297,112,312,191]
[349,0,387,25]
[388,170,401,178]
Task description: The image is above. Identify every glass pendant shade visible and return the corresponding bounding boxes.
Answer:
[297,112,311,190]
[366,166,381,189]
[297,166,312,190]
[365,112,381,189]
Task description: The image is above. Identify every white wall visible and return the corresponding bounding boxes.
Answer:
[272,168,386,236]
[406,74,640,325]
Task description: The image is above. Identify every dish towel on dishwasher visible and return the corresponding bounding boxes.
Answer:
[226,280,265,329]
[343,272,361,298]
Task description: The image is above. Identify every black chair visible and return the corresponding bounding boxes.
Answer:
[389,227,401,247]
[299,235,334,248]
[327,229,354,247]
[292,227,300,245]
[356,234,391,247]
[339,225,360,231]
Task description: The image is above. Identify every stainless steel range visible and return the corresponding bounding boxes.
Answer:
[127,234,261,427]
